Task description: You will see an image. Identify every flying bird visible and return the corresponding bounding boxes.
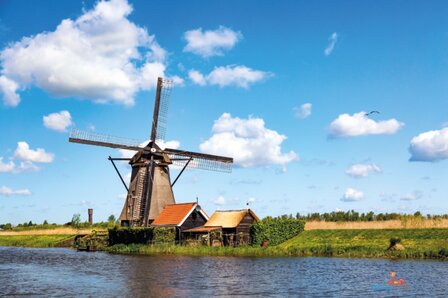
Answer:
[365,111,380,117]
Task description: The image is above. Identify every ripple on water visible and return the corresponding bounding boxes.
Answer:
[1,247,447,297]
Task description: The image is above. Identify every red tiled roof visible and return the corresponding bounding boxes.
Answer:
[151,202,197,226]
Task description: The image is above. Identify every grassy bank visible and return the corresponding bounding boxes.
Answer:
[0,234,76,248]
[107,243,287,257]
[108,228,448,260]
[0,227,103,236]
[279,228,448,259]
[305,218,448,230]
[3,228,448,260]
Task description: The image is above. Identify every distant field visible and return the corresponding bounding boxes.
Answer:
[305,219,448,230]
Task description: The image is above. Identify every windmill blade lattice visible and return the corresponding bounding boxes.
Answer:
[164,148,233,173]
[69,129,145,151]
[155,78,173,143]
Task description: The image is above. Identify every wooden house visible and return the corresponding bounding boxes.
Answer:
[151,202,209,242]
[184,209,259,246]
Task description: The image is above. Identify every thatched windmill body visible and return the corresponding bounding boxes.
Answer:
[69,78,233,227]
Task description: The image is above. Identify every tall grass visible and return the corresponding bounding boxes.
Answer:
[107,243,287,257]
[0,235,76,247]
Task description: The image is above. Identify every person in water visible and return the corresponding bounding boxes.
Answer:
[387,271,406,286]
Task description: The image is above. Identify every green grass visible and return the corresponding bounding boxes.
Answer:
[107,243,287,257]
[279,229,448,259]
[0,235,76,248]
[3,228,448,260]
[108,229,448,260]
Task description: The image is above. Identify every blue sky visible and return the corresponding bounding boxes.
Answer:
[1,0,447,224]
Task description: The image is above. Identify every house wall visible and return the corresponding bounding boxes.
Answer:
[181,210,207,231]
[236,212,257,245]
[236,212,256,235]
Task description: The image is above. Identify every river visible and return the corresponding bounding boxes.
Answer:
[1,247,447,297]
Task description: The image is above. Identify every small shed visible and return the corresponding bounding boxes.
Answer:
[151,202,209,242]
[184,209,259,246]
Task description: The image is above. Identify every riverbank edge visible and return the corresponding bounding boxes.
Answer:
[105,243,448,260]
[2,228,447,261]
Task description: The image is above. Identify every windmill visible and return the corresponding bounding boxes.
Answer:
[69,77,233,227]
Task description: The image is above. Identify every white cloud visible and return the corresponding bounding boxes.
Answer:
[43,110,73,132]
[400,191,423,201]
[87,124,96,131]
[200,113,298,168]
[346,163,381,178]
[0,157,15,173]
[294,103,312,119]
[0,186,32,196]
[328,111,404,138]
[214,195,226,206]
[409,127,448,162]
[340,188,364,202]
[247,197,256,204]
[0,0,167,107]
[0,75,20,107]
[13,142,54,163]
[324,32,338,56]
[189,65,271,88]
[188,70,206,86]
[183,26,242,58]
[15,161,40,173]
[0,157,39,174]
[170,75,185,87]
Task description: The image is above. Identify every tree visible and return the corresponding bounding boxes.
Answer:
[71,214,81,228]
[43,220,48,225]
[108,214,116,223]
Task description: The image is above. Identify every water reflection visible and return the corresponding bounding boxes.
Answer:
[1,247,447,297]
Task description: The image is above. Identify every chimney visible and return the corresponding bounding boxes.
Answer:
[88,208,93,225]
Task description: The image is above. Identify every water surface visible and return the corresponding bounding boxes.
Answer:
[1,247,447,297]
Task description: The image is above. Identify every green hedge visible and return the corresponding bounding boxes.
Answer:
[108,227,154,245]
[153,227,176,243]
[251,217,305,246]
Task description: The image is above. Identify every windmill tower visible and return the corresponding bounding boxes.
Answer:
[69,77,233,227]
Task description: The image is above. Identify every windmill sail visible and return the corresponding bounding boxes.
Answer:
[69,129,145,151]
[150,78,173,143]
[69,77,233,227]
[164,148,233,173]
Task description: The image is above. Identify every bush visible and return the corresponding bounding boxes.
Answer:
[153,227,176,244]
[251,217,305,246]
[108,227,154,245]
[390,237,401,246]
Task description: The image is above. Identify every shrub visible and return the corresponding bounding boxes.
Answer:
[390,237,401,246]
[251,217,305,246]
[108,227,154,245]
[153,227,176,244]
